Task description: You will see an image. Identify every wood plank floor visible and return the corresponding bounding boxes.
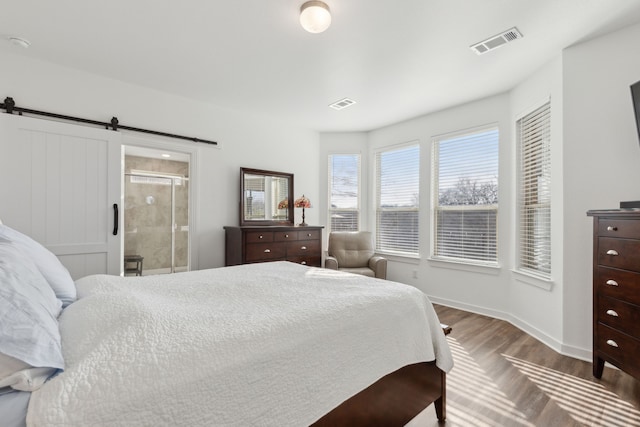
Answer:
[407,305,640,427]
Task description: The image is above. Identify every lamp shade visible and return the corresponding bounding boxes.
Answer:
[294,195,311,208]
[277,198,288,210]
[300,1,331,34]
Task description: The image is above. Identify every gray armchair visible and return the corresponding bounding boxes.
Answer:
[325,231,387,279]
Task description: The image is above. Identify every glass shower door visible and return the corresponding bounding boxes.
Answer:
[124,173,183,275]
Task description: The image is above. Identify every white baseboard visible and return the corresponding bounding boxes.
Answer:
[428,295,592,362]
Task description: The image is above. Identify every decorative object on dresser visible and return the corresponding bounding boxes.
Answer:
[294,194,311,226]
[224,225,323,267]
[587,209,640,381]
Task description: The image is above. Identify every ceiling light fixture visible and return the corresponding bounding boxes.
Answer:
[8,36,30,49]
[300,1,331,34]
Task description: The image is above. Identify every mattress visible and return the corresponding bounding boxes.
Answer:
[28,261,452,426]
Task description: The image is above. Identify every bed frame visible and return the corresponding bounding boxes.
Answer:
[312,324,451,426]
[312,362,446,426]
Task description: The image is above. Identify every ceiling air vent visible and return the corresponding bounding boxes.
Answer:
[329,98,356,110]
[470,27,523,55]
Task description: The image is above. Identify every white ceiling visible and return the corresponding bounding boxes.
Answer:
[2,0,640,132]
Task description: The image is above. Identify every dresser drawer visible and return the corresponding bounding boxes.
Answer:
[598,219,640,239]
[246,231,274,243]
[245,242,286,262]
[274,230,298,241]
[286,240,320,256]
[596,266,640,306]
[297,229,321,241]
[596,323,640,379]
[287,255,321,267]
[597,297,640,339]
[597,237,640,271]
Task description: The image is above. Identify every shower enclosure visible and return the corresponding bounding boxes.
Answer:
[124,155,189,275]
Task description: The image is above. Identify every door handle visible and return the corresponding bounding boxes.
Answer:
[113,204,119,235]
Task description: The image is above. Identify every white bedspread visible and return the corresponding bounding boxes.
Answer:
[27,262,453,426]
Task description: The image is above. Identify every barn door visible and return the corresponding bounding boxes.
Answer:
[0,114,122,277]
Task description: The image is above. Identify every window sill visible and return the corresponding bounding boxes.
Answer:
[427,257,501,275]
[511,270,554,291]
[376,252,420,265]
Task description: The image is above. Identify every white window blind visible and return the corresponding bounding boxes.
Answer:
[328,154,360,232]
[518,102,551,278]
[432,128,499,263]
[375,144,419,256]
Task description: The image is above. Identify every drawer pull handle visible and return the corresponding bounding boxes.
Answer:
[301,261,307,265]
[606,249,619,256]
[285,234,289,238]
[307,233,312,237]
[301,246,307,250]
[606,279,619,287]
[606,339,619,348]
[264,249,271,253]
[606,309,619,317]
[259,235,264,239]
[607,226,618,231]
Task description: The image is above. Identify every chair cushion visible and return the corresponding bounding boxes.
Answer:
[328,232,375,268]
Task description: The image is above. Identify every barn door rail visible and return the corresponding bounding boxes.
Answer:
[0,96,217,146]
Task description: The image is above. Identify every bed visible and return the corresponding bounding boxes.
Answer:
[0,223,453,426]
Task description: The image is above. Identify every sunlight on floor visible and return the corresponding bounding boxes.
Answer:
[503,354,640,427]
[446,337,535,427]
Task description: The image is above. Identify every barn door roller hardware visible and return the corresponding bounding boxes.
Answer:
[1,96,217,146]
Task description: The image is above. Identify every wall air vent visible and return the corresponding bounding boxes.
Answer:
[329,98,356,110]
[470,27,523,55]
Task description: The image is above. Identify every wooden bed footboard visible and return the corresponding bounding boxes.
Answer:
[311,361,446,426]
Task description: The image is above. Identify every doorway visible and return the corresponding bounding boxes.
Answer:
[123,148,190,275]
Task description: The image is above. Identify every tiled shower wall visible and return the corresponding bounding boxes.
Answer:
[124,155,189,274]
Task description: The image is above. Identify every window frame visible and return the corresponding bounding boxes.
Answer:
[430,125,500,267]
[327,153,361,232]
[374,142,420,258]
[516,100,552,281]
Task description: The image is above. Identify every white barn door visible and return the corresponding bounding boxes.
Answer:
[0,114,122,277]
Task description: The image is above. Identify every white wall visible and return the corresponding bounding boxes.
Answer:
[509,56,565,353]
[317,21,640,361]
[339,94,514,318]
[0,52,320,269]
[562,22,640,355]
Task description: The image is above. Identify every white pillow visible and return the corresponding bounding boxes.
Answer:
[0,240,64,374]
[0,224,76,307]
[0,353,57,392]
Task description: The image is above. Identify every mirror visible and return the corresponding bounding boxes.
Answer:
[240,167,294,226]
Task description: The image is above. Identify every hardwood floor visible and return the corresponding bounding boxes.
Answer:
[407,305,640,427]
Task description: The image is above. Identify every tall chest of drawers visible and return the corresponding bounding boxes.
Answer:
[587,209,640,380]
[224,225,323,267]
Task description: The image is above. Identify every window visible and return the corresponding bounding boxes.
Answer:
[328,154,360,231]
[375,144,419,256]
[432,127,499,264]
[517,102,551,278]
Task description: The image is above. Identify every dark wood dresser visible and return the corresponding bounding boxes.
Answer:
[587,209,640,380]
[224,226,323,267]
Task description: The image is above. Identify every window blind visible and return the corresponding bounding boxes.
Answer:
[375,144,419,255]
[328,154,360,232]
[432,128,499,263]
[518,102,551,278]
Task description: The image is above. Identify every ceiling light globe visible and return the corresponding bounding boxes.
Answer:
[300,1,331,34]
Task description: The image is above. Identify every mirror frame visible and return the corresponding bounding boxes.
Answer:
[240,167,294,226]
